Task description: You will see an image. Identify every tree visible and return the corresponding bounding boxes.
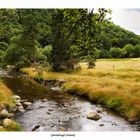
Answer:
[50,9,111,71]
[0,9,19,43]
[20,14,38,63]
[3,13,38,69]
[133,44,140,58]
[50,10,72,71]
[123,44,134,58]
[3,43,27,68]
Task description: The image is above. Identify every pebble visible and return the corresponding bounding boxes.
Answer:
[12,95,21,100]
[97,110,103,114]
[42,99,48,102]
[32,125,40,131]
[46,112,51,115]
[16,102,22,106]
[23,102,32,106]
[0,109,14,118]
[58,127,67,131]
[17,105,24,110]
[48,109,53,111]
[99,124,104,127]
[20,99,28,103]
[18,108,25,113]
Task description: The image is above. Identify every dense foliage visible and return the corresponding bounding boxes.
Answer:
[0,9,140,71]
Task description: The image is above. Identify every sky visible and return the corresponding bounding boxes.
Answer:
[111,9,140,35]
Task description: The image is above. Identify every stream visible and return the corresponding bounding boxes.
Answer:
[0,68,139,131]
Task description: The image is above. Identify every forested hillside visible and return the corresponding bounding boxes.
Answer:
[0,9,140,71]
[98,22,140,58]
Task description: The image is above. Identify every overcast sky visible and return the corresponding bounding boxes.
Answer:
[110,9,140,35]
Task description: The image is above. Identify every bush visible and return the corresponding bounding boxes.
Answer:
[42,45,52,62]
[100,49,110,58]
[123,44,134,58]
[36,47,47,61]
[94,48,102,59]
[3,44,29,69]
[133,44,140,58]
[109,47,122,58]
[86,56,96,68]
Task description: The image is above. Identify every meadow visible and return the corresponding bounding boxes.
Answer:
[21,58,140,123]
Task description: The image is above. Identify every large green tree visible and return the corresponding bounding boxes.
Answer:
[4,12,38,68]
[50,9,111,71]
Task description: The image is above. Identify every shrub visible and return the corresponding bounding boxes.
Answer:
[94,48,102,59]
[3,44,29,69]
[36,47,47,61]
[123,44,134,58]
[109,47,122,58]
[133,44,140,58]
[42,45,52,62]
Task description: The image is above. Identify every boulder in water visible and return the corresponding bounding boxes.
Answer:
[97,110,103,114]
[42,99,48,102]
[32,125,40,131]
[12,95,21,100]
[17,105,24,110]
[20,99,28,103]
[0,109,14,118]
[99,124,104,126]
[3,118,12,128]
[87,112,101,120]
[23,102,32,107]
[16,101,22,106]
[58,127,67,131]
[18,108,25,113]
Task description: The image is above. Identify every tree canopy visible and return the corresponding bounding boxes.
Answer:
[0,9,139,70]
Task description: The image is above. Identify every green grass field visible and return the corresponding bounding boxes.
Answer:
[21,58,140,122]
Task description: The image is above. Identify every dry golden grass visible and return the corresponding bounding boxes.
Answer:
[0,81,21,131]
[21,58,140,121]
[0,81,14,108]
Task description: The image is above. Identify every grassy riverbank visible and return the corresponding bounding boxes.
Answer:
[0,81,21,131]
[21,58,140,122]
[0,81,13,108]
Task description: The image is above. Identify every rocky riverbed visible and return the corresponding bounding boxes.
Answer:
[0,69,140,131]
[0,94,32,130]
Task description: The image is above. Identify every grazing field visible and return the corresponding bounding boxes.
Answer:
[21,58,140,122]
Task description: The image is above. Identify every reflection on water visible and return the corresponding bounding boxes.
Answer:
[1,75,139,131]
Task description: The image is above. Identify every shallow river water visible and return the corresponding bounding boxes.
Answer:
[0,69,139,131]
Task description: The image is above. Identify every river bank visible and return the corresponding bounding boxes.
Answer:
[0,69,33,131]
[20,58,140,124]
[2,75,138,131]
[0,81,21,131]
